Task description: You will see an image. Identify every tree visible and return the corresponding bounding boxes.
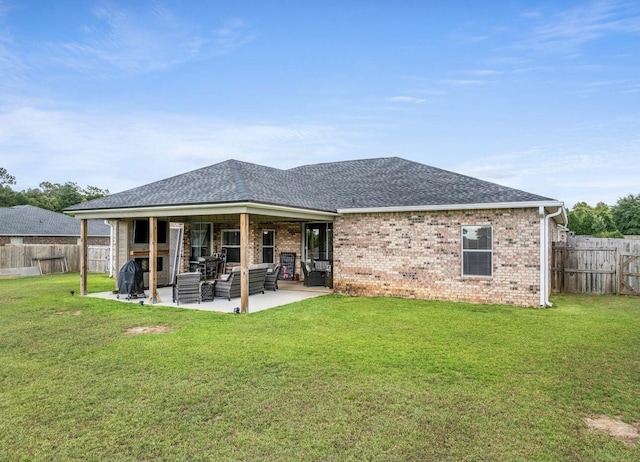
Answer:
[567,201,622,237]
[24,182,109,213]
[612,194,640,235]
[0,185,22,207]
[83,185,110,202]
[0,168,22,206]
[0,170,109,211]
[0,167,16,186]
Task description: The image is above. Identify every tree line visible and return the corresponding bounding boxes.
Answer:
[567,196,640,237]
[0,167,109,214]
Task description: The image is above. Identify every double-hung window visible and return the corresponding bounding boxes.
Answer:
[462,226,492,277]
[222,229,241,263]
[262,230,275,264]
[191,223,211,258]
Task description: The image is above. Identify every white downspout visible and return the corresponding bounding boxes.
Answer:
[540,206,564,307]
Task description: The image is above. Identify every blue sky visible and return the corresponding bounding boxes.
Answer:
[1,0,639,209]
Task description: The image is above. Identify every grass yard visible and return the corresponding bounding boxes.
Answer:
[1,273,639,461]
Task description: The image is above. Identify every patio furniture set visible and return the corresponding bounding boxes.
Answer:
[173,263,282,305]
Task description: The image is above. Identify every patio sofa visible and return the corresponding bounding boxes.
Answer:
[302,262,326,287]
[213,263,269,301]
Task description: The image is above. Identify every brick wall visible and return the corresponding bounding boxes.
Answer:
[247,221,302,274]
[333,208,543,307]
[263,222,302,276]
[182,220,302,276]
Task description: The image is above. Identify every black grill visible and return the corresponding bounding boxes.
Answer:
[117,260,146,299]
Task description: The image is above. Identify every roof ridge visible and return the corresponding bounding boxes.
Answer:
[227,159,254,199]
[289,156,399,171]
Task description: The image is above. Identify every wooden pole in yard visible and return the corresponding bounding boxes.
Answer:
[149,217,159,303]
[240,212,249,313]
[80,218,88,295]
[112,220,119,289]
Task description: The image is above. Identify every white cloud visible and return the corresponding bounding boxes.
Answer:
[467,69,502,76]
[0,4,27,85]
[0,0,10,16]
[623,83,640,93]
[39,4,256,76]
[0,102,352,193]
[437,79,488,86]
[521,0,640,55]
[521,10,542,19]
[214,18,258,54]
[385,96,426,104]
[456,141,640,208]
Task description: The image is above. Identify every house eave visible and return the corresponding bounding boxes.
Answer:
[65,201,339,221]
[0,234,108,237]
[337,201,567,224]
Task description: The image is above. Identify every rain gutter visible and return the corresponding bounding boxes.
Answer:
[539,206,565,307]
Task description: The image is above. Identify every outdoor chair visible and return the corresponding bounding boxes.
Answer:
[264,264,282,291]
[172,272,202,305]
[302,262,326,287]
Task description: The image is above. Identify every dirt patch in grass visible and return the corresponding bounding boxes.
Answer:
[56,310,82,316]
[124,326,175,335]
[584,415,640,445]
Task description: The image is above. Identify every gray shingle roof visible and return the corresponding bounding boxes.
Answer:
[0,205,110,236]
[290,157,553,208]
[66,157,555,213]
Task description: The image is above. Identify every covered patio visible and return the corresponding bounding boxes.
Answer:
[88,280,332,314]
[64,161,339,314]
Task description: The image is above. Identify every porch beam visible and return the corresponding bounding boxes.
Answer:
[149,217,159,304]
[80,218,88,295]
[240,212,249,313]
[67,202,338,221]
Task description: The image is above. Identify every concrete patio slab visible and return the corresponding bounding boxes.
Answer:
[87,281,332,314]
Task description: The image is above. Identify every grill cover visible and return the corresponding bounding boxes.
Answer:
[117,260,145,297]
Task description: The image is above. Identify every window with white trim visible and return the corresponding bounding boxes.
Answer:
[222,229,240,263]
[262,230,275,264]
[190,223,211,258]
[462,226,492,277]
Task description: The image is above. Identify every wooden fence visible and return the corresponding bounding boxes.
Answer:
[552,236,640,295]
[0,244,110,274]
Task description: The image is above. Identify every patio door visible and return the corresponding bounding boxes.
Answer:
[303,223,333,268]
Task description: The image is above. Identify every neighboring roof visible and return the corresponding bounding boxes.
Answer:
[65,157,559,214]
[0,205,110,237]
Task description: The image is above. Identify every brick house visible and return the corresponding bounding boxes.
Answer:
[65,157,566,310]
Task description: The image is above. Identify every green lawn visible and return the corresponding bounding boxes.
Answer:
[1,273,639,461]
